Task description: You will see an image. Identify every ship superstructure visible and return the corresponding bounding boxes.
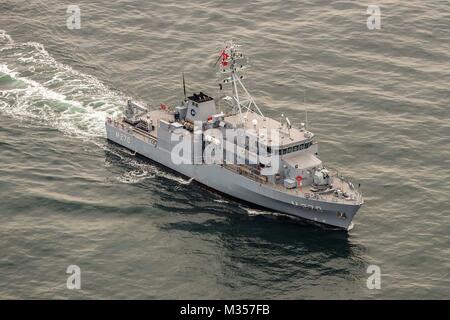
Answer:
[106,41,363,230]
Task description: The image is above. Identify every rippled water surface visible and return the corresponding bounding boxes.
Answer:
[0,1,449,299]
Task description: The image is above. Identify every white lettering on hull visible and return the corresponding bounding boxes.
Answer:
[115,131,131,144]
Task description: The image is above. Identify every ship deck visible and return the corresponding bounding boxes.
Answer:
[272,175,363,205]
[223,163,362,205]
[146,109,175,136]
[224,111,312,147]
[107,116,362,206]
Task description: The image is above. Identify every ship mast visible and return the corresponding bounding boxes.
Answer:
[216,40,264,126]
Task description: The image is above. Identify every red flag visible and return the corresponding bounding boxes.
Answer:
[222,51,230,60]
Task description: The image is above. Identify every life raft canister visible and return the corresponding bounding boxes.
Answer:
[296,175,303,187]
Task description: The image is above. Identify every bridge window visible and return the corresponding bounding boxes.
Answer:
[277,142,313,156]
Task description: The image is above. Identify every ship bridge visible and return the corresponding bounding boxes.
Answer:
[223,111,315,153]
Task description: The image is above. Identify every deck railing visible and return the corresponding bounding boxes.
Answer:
[223,164,268,184]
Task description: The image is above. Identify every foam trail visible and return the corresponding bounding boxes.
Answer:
[0,30,13,45]
[239,205,279,217]
[213,199,230,204]
[0,30,188,185]
[178,177,195,185]
[0,30,126,139]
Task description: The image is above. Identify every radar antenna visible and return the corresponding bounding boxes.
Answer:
[216,40,264,126]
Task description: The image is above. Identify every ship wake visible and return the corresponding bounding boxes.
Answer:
[0,30,125,139]
[0,30,187,186]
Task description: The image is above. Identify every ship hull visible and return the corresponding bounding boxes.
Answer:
[106,123,360,230]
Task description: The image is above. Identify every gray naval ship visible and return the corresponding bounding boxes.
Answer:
[106,41,363,230]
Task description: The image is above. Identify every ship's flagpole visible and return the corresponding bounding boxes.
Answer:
[304,89,308,130]
[182,72,187,102]
[214,51,223,67]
